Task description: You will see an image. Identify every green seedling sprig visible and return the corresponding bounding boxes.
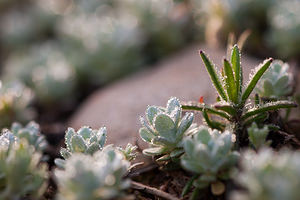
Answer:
[183,45,297,148]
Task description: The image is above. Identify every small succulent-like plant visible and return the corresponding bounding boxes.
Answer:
[55,126,107,168]
[232,148,300,200]
[0,81,35,129]
[255,60,293,99]
[57,0,143,86]
[182,45,297,148]
[118,143,138,161]
[267,0,300,59]
[0,0,58,51]
[190,0,300,60]
[0,130,17,148]
[139,97,194,162]
[2,42,76,106]
[247,122,269,149]
[55,146,131,200]
[0,138,48,200]
[181,126,239,196]
[9,121,47,151]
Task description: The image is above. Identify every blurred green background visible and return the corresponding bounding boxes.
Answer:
[0,0,299,129]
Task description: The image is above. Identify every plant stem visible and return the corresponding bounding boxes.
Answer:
[131,181,180,200]
[182,103,231,121]
[189,188,200,200]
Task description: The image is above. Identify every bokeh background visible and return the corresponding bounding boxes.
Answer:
[0,0,299,133]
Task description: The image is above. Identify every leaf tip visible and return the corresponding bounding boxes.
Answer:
[199,50,206,56]
[233,44,239,49]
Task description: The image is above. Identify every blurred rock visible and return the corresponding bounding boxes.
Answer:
[69,44,260,148]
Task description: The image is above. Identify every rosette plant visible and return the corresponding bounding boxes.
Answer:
[2,42,76,106]
[55,126,107,168]
[118,143,138,161]
[232,148,300,200]
[247,122,269,149]
[9,121,47,151]
[139,97,195,162]
[255,60,293,99]
[182,45,297,148]
[181,126,239,196]
[0,137,48,200]
[55,146,131,200]
[0,81,35,129]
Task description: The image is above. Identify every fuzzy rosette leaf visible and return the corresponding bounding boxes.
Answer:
[267,0,300,59]
[181,126,239,190]
[0,81,35,129]
[139,97,194,161]
[0,139,48,200]
[118,143,138,161]
[3,42,76,105]
[0,130,17,149]
[10,121,47,151]
[62,126,107,158]
[255,60,293,99]
[55,146,131,200]
[232,148,300,200]
[55,126,107,168]
[247,123,269,149]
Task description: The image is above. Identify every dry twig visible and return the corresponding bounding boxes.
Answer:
[131,181,180,200]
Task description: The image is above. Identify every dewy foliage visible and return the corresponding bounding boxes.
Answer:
[55,126,107,168]
[255,60,293,99]
[0,133,48,200]
[247,122,269,149]
[139,97,195,162]
[232,148,300,200]
[117,143,138,161]
[55,146,131,200]
[181,126,239,194]
[9,121,48,151]
[182,45,297,148]
[0,82,35,129]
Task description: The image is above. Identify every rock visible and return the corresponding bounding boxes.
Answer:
[68,44,260,148]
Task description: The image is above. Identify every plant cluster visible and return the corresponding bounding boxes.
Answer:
[9,121,48,151]
[55,146,131,200]
[54,126,107,168]
[181,127,239,195]
[53,125,137,199]
[232,148,300,200]
[189,0,300,60]
[137,45,298,198]
[0,132,48,200]
[53,45,297,199]
[139,97,195,162]
[255,60,294,99]
[0,44,299,199]
[0,82,35,129]
[3,42,76,106]
[182,45,296,147]
[0,0,196,116]
[1,121,47,152]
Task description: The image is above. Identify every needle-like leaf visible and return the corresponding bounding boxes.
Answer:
[214,102,236,116]
[241,100,297,120]
[182,102,231,120]
[224,59,237,103]
[241,58,273,105]
[243,112,268,126]
[231,45,242,102]
[181,175,198,197]
[203,110,225,130]
[199,51,227,101]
